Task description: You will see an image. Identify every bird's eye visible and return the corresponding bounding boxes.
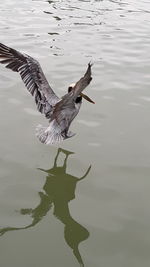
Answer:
[68,86,73,92]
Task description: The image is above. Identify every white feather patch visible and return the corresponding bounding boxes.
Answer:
[36,120,64,145]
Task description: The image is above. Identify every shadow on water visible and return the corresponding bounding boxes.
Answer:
[0,148,91,267]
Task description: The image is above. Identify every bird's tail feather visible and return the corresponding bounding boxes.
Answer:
[36,123,64,145]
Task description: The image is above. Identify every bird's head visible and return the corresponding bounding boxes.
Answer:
[68,83,95,104]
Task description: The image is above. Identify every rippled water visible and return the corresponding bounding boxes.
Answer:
[0,0,150,266]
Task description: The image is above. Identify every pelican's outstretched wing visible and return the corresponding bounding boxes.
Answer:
[0,43,59,116]
[72,62,93,98]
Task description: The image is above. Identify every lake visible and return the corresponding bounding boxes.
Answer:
[0,0,150,266]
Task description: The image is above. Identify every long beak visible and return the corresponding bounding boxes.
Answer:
[80,93,95,104]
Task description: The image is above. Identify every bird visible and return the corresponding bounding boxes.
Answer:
[0,43,94,145]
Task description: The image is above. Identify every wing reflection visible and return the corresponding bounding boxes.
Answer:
[0,148,91,267]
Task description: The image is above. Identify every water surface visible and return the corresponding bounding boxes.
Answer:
[0,0,150,267]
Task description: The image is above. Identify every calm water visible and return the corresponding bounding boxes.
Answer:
[0,0,150,266]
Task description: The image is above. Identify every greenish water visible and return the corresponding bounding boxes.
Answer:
[0,0,150,267]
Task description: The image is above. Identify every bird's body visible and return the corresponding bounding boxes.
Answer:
[0,43,93,145]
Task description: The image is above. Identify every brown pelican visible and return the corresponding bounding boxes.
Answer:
[0,43,94,145]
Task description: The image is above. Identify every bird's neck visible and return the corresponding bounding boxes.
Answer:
[75,96,82,104]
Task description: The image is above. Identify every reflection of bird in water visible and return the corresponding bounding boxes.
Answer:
[0,43,94,145]
[0,148,91,267]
